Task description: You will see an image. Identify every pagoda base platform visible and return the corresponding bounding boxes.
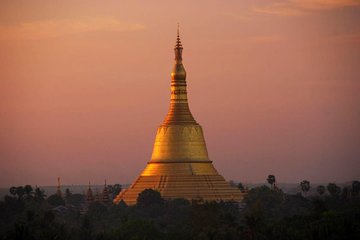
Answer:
[114,174,244,205]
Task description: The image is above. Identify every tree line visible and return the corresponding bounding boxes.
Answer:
[0,177,359,240]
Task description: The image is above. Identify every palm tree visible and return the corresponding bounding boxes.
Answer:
[341,187,350,200]
[238,182,245,192]
[112,184,122,196]
[351,180,360,197]
[34,187,46,201]
[9,186,17,197]
[15,186,25,200]
[267,175,276,190]
[300,180,311,197]
[65,188,72,198]
[316,185,326,196]
[327,183,341,197]
[24,185,33,200]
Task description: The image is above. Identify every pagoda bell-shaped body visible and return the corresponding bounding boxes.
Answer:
[114,29,243,205]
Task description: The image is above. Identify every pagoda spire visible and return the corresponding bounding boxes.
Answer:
[171,25,186,81]
[175,23,183,63]
[165,25,197,125]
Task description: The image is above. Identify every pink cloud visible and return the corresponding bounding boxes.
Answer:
[253,0,360,16]
[326,32,360,44]
[253,4,304,16]
[293,0,360,10]
[247,35,284,43]
[0,17,145,41]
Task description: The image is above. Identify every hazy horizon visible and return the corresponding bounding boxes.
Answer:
[1,0,360,186]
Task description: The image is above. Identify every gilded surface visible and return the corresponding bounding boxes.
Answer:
[150,125,209,162]
[141,162,218,176]
[114,30,244,205]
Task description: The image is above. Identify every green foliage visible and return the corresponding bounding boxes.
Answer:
[109,184,122,197]
[317,185,326,195]
[341,187,350,200]
[88,202,108,219]
[15,186,25,200]
[267,175,276,187]
[136,189,164,207]
[300,180,310,197]
[47,194,65,206]
[245,185,284,219]
[267,204,360,240]
[9,186,17,197]
[24,185,33,196]
[34,187,46,201]
[188,201,241,240]
[67,193,85,207]
[65,188,72,199]
[0,195,25,228]
[1,182,360,240]
[267,174,279,191]
[116,219,163,240]
[238,182,245,192]
[352,180,360,196]
[282,194,312,217]
[327,183,341,197]
[311,197,328,214]
[8,185,37,201]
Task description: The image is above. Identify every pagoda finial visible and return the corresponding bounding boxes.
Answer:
[174,24,183,63]
[177,23,180,38]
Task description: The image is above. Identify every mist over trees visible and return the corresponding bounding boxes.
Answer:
[0,178,360,240]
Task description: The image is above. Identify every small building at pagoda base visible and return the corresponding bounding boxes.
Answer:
[80,181,112,214]
[85,181,111,205]
[114,29,245,205]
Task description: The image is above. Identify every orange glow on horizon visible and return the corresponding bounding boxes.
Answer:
[0,0,360,186]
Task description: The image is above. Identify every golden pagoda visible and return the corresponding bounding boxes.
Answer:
[114,28,243,205]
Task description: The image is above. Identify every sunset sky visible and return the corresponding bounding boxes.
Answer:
[1,0,360,187]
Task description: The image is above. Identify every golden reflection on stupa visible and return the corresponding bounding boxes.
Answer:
[114,27,244,205]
